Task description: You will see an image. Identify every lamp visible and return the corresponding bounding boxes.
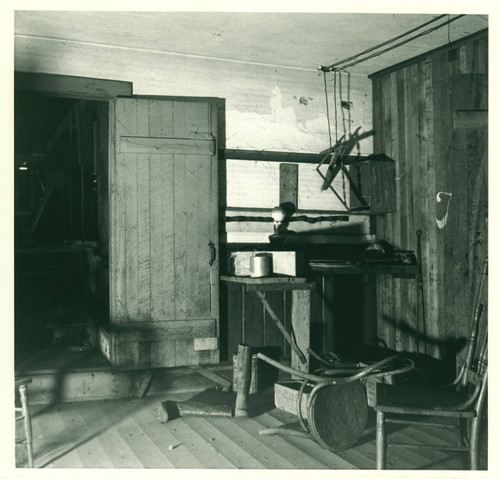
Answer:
[271,206,286,234]
[269,206,287,244]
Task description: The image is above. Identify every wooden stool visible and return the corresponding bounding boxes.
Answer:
[15,378,34,468]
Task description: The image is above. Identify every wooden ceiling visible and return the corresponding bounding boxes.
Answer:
[14,11,488,75]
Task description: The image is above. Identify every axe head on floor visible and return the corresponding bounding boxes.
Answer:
[157,400,233,423]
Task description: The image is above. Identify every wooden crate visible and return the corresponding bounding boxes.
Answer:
[274,381,312,419]
[230,251,304,277]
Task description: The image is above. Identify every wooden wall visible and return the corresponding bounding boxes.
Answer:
[371,30,488,363]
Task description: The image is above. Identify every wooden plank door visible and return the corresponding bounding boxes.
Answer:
[109,97,219,370]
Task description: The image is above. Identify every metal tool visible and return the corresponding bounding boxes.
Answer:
[157,400,232,423]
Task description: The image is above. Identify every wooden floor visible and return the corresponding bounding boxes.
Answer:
[16,388,486,470]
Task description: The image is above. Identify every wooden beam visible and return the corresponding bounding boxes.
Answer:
[221,275,307,284]
[119,136,215,155]
[224,149,391,165]
[246,282,315,292]
[290,289,311,373]
[255,291,307,364]
[221,232,376,244]
[280,163,299,208]
[15,71,132,99]
[223,205,362,216]
[225,149,320,163]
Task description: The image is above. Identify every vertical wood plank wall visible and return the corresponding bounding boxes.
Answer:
[371,32,488,362]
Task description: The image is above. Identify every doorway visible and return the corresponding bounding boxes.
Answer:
[14,90,110,366]
[14,74,225,373]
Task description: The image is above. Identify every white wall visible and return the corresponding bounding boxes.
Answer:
[15,35,374,240]
[15,36,373,154]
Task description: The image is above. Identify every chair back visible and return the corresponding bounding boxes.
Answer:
[458,257,488,389]
[454,257,488,413]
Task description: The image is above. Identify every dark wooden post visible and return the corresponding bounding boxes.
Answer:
[235,344,252,417]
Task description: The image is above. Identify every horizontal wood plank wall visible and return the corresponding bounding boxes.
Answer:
[371,32,488,362]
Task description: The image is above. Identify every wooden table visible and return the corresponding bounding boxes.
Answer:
[309,261,417,347]
[221,276,315,374]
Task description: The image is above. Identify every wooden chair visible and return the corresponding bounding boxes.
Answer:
[15,378,34,468]
[373,257,488,470]
[257,353,414,451]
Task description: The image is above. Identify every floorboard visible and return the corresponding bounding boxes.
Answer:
[206,416,297,468]
[254,412,355,469]
[133,404,203,468]
[33,406,85,468]
[98,399,174,468]
[79,401,144,468]
[57,401,113,468]
[160,417,235,469]
[387,424,465,470]
[17,395,486,470]
[182,416,266,469]
[249,414,331,469]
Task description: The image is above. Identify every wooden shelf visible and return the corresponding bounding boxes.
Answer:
[310,261,417,278]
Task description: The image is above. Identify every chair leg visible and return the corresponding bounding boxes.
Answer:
[376,410,386,470]
[470,416,481,470]
[19,385,34,468]
[457,417,469,469]
[457,418,466,446]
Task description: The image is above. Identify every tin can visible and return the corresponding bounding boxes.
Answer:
[250,253,272,277]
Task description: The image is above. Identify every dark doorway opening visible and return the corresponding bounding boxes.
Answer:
[15,90,110,367]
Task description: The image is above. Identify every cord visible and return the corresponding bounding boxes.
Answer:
[334,15,465,71]
[320,14,448,72]
[321,14,465,72]
[323,71,332,148]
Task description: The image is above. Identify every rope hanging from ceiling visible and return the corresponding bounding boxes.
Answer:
[319,67,356,208]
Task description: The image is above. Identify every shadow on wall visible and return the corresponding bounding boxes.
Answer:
[364,315,469,386]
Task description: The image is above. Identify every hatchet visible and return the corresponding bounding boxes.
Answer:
[157,399,232,423]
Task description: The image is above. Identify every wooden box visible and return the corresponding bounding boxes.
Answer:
[274,381,312,419]
[349,154,396,213]
[230,251,304,277]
